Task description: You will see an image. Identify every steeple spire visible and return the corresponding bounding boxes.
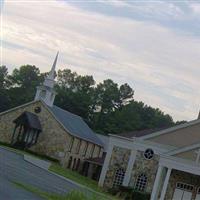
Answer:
[48,51,59,80]
[34,52,59,107]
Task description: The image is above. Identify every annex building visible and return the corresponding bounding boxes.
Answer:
[99,117,200,200]
[0,53,104,180]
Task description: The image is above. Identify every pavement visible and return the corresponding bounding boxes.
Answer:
[0,147,80,200]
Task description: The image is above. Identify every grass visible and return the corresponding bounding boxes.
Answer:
[49,163,119,200]
[13,181,110,200]
[1,142,118,199]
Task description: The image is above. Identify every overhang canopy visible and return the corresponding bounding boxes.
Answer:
[13,111,42,131]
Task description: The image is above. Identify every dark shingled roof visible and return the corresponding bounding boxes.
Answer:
[48,105,103,147]
[14,111,42,131]
[119,127,171,138]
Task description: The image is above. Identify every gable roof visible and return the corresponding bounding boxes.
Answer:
[140,119,200,140]
[118,127,170,139]
[48,105,103,147]
[13,111,42,131]
[167,142,200,156]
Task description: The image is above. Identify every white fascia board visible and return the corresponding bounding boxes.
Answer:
[109,134,170,154]
[140,119,200,140]
[167,142,200,156]
[159,155,200,176]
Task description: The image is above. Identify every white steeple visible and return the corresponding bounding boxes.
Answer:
[34,52,59,107]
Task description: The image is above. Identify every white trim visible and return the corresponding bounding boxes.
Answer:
[160,168,171,200]
[167,142,200,156]
[150,165,165,200]
[140,119,200,140]
[109,134,172,155]
[123,149,137,186]
[98,141,114,187]
[159,155,200,176]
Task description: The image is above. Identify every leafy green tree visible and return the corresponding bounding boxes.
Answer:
[55,69,95,121]
[0,66,11,112]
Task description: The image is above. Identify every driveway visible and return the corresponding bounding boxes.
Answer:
[0,147,80,200]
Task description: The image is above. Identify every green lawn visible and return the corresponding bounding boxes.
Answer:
[14,181,111,200]
[49,164,119,200]
[0,143,118,199]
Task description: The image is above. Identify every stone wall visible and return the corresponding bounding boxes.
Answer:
[129,150,159,193]
[166,170,200,200]
[103,145,131,188]
[0,101,71,159]
[0,101,103,168]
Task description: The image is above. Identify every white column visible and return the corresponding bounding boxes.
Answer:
[150,165,164,200]
[98,143,114,187]
[123,149,137,186]
[160,168,172,200]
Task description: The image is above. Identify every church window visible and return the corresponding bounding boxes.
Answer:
[176,182,194,192]
[135,173,148,191]
[34,106,41,113]
[143,149,154,160]
[113,168,125,187]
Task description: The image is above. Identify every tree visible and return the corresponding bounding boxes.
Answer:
[55,69,95,121]
[0,66,11,112]
[6,65,44,109]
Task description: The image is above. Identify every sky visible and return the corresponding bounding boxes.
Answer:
[1,0,200,121]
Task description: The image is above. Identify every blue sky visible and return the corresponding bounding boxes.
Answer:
[1,0,200,121]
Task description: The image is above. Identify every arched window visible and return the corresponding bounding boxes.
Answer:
[135,173,148,191]
[67,156,72,169]
[113,168,125,187]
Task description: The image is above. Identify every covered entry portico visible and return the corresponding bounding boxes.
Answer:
[151,156,200,200]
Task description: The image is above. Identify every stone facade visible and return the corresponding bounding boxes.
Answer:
[166,170,200,200]
[0,101,103,168]
[129,150,159,193]
[104,146,131,188]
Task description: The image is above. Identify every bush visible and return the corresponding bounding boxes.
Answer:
[111,186,150,200]
[132,190,150,200]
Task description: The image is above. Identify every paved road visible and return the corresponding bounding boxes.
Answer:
[0,147,80,200]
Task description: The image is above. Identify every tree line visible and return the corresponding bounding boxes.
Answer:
[0,65,185,135]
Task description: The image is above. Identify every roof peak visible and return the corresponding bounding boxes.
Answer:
[48,51,59,80]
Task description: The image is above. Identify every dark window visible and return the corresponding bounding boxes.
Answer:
[113,168,125,187]
[68,156,73,169]
[143,149,154,160]
[34,106,41,113]
[135,173,147,192]
[76,158,80,171]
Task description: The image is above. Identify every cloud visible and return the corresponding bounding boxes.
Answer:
[2,0,200,121]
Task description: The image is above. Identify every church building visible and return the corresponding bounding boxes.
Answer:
[99,117,200,200]
[0,53,104,177]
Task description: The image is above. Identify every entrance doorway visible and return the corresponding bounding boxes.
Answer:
[172,182,193,200]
